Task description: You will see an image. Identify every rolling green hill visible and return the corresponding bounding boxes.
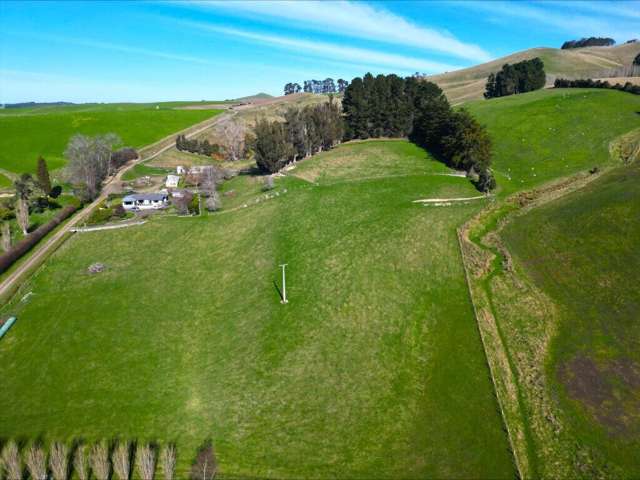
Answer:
[0,140,514,479]
[501,161,640,478]
[466,88,640,195]
[429,42,640,104]
[0,103,223,174]
[460,88,640,477]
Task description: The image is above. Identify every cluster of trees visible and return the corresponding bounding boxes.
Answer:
[634,53,640,66]
[283,83,302,95]
[176,135,221,157]
[343,73,495,191]
[250,100,344,173]
[65,133,134,200]
[0,157,63,253]
[0,439,196,480]
[554,78,640,95]
[484,58,546,98]
[561,37,615,49]
[284,79,350,95]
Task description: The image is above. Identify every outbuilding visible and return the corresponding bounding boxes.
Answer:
[165,174,180,188]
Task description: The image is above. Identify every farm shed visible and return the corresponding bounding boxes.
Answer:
[165,174,180,188]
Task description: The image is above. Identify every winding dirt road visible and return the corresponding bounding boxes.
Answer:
[0,110,233,302]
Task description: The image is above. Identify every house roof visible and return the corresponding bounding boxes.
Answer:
[123,193,168,202]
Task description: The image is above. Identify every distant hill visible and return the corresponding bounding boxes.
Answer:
[232,92,274,102]
[428,42,640,104]
[3,101,75,109]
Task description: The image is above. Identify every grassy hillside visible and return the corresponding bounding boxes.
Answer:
[0,140,514,479]
[429,43,640,104]
[467,88,640,195]
[501,162,640,477]
[459,88,640,477]
[0,103,223,174]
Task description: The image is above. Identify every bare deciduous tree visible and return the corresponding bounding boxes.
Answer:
[205,191,221,212]
[15,196,29,235]
[64,133,121,200]
[223,121,246,161]
[25,444,47,480]
[190,441,216,480]
[49,442,69,480]
[73,444,89,480]
[112,442,131,480]
[135,444,156,480]
[1,440,22,480]
[161,444,176,480]
[89,442,110,480]
[1,221,11,251]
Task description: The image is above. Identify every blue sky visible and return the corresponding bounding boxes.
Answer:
[1,0,639,103]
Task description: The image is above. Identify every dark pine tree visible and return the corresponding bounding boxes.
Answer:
[36,156,52,195]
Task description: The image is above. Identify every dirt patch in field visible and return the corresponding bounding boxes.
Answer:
[559,354,640,435]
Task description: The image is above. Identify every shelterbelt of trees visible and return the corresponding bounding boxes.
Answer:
[343,73,495,191]
[251,100,344,174]
[484,58,546,99]
[554,77,640,95]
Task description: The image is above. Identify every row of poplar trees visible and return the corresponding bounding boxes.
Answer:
[342,73,495,191]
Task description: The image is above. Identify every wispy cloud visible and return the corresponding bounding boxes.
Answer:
[176,19,463,74]
[448,1,640,41]
[5,31,216,65]
[178,0,491,62]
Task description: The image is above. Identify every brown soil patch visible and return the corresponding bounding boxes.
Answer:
[559,354,640,435]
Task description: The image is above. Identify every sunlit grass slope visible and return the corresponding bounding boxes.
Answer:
[466,88,640,195]
[0,103,222,173]
[0,140,513,479]
[501,162,640,477]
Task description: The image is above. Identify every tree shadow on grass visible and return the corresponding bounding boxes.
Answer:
[272,280,283,302]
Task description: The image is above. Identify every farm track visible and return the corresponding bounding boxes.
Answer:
[0,110,235,303]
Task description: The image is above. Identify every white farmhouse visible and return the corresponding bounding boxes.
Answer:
[176,165,186,174]
[165,174,180,188]
[122,193,169,211]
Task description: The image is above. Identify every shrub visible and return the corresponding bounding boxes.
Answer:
[0,203,78,274]
[111,147,138,169]
[188,194,200,215]
[49,185,63,199]
[86,204,114,225]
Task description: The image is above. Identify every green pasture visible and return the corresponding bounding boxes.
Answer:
[0,103,223,174]
[121,163,173,181]
[466,88,640,195]
[0,140,513,479]
[501,162,640,476]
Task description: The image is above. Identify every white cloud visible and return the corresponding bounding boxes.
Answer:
[179,0,491,62]
[176,20,463,74]
[448,1,640,41]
